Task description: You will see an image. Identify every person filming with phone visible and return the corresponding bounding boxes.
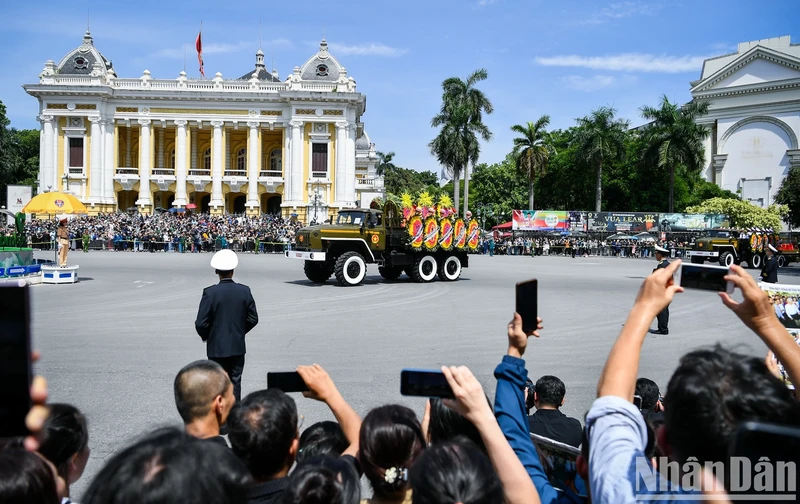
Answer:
[649,245,671,335]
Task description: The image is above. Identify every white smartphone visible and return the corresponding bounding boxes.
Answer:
[674,263,734,294]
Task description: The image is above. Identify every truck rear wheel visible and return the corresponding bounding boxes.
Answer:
[411,254,438,283]
[334,252,367,286]
[438,255,462,281]
[778,255,787,268]
[749,253,763,269]
[378,266,403,281]
[719,251,735,268]
[304,261,332,283]
[690,256,704,264]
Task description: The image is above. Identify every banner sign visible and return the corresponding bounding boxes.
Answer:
[760,282,800,389]
[567,211,586,232]
[658,213,730,232]
[6,185,32,225]
[512,210,569,231]
[585,212,657,233]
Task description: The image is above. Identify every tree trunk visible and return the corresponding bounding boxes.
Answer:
[529,178,535,210]
[453,168,460,213]
[463,164,470,217]
[595,161,602,212]
[669,165,675,213]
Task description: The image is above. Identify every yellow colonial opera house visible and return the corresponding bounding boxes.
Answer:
[24,31,384,221]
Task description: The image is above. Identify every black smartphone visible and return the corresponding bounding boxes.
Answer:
[400,369,453,398]
[267,372,309,393]
[633,395,643,410]
[516,279,538,334]
[0,282,33,438]
[675,264,734,293]
[729,421,800,497]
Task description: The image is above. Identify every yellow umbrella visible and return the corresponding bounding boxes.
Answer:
[22,191,88,216]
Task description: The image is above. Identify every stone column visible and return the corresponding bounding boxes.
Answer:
[335,121,347,205]
[157,127,165,169]
[88,116,102,203]
[225,128,231,173]
[103,119,115,205]
[289,120,303,203]
[210,120,224,208]
[246,121,260,210]
[40,115,55,192]
[136,119,152,206]
[345,124,357,205]
[174,120,188,207]
[125,126,132,167]
[190,126,198,170]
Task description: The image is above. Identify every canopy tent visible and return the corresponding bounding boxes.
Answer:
[492,221,513,230]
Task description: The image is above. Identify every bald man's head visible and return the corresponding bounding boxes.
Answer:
[174,360,231,424]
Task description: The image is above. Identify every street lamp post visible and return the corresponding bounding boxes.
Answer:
[311,186,321,225]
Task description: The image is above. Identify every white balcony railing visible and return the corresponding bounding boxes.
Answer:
[116,167,138,175]
[68,167,84,175]
[311,171,328,179]
[188,169,211,176]
[152,168,175,176]
[44,76,342,93]
[225,170,247,177]
[259,170,283,178]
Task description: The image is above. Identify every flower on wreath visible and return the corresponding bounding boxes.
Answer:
[417,191,433,209]
[438,194,453,210]
[384,467,408,484]
[400,193,414,209]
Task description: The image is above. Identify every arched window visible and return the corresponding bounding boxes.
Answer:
[203,148,211,171]
[270,149,282,173]
[169,149,175,169]
[237,148,247,171]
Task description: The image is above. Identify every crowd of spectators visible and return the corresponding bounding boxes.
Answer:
[3,263,800,503]
[480,235,696,258]
[11,212,303,254]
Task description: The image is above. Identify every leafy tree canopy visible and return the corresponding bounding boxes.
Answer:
[775,166,800,228]
[685,197,786,230]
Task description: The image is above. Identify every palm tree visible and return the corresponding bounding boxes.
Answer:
[573,106,630,212]
[640,96,711,212]
[511,115,554,210]
[429,69,493,216]
[375,151,397,177]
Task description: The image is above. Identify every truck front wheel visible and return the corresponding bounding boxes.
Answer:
[438,255,462,281]
[304,261,332,284]
[411,254,438,283]
[334,252,367,286]
[719,251,735,268]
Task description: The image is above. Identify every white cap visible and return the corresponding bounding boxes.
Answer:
[768,244,778,253]
[210,249,238,271]
[654,245,669,253]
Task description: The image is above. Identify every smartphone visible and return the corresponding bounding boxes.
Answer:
[516,279,539,334]
[267,372,309,393]
[633,395,643,410]
[729,422,800,496]
[0,282,33,438]
[674,264,734,293]
[400,369,453,398]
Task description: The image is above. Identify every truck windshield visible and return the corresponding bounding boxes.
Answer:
[707,230,731,238]
[336,212,366,225]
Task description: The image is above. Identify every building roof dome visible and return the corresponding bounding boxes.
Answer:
[355,129,372,150]
[238,48,281,82]
[299,38,345,81]
[56,30,113,75]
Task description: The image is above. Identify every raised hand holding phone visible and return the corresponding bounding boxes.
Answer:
[515,279,538,334]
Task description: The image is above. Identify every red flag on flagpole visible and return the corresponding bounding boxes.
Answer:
[196,28,204,78]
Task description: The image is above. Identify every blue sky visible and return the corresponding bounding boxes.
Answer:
[3,0,798,174]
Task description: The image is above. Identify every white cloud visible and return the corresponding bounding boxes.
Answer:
[535,53,709,73]
[326,42,407,57]
[561,74,637,92]
[580,1,663,24]
[151,40,291,59]
[477,0,499,6]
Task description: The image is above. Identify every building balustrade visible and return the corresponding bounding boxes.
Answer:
[225,170,247,177]
[259,170,283,178]
[188,169,211,176]
[152,168,175,176]
[45,76,340,93]
[68,167,84,175]
[115,167,138,175]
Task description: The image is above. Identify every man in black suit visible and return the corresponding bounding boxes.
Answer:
[526,375,582,448]
[649,245,671,335]
[195,249,259,401]
[761,244,779,284]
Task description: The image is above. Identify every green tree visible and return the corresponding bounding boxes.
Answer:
[686,197,786,229]
[572,106,630,212]
[511,115,553,211]
[430,69,493,216]
[384,166,440,197]
[463,155,528,227]
[775,166,800,228]
[375,151,397,177]
[639,96,711,212]
[0,100,40,206]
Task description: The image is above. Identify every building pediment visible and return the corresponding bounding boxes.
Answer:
[691,45,800,94]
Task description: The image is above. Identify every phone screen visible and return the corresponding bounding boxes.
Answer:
[0,283,32,438]
[679,264,730,292]
[729,421,800,498]
[516,279,538,334]
[267,372,309,393]
[633,395,643,410]
[400,369,453,398]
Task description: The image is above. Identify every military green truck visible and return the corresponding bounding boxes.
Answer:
[687,228,798,268]
[285,203,471,286]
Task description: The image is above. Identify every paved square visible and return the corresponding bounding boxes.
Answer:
[29,250,800,497]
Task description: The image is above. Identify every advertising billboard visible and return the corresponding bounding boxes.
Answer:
[658,213,730,232]
[585,212,658,233]
[6,185,32,225]
[512,210,569,231]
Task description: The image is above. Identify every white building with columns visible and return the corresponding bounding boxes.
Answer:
[692,35,800,208]
[24,31,384,221]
